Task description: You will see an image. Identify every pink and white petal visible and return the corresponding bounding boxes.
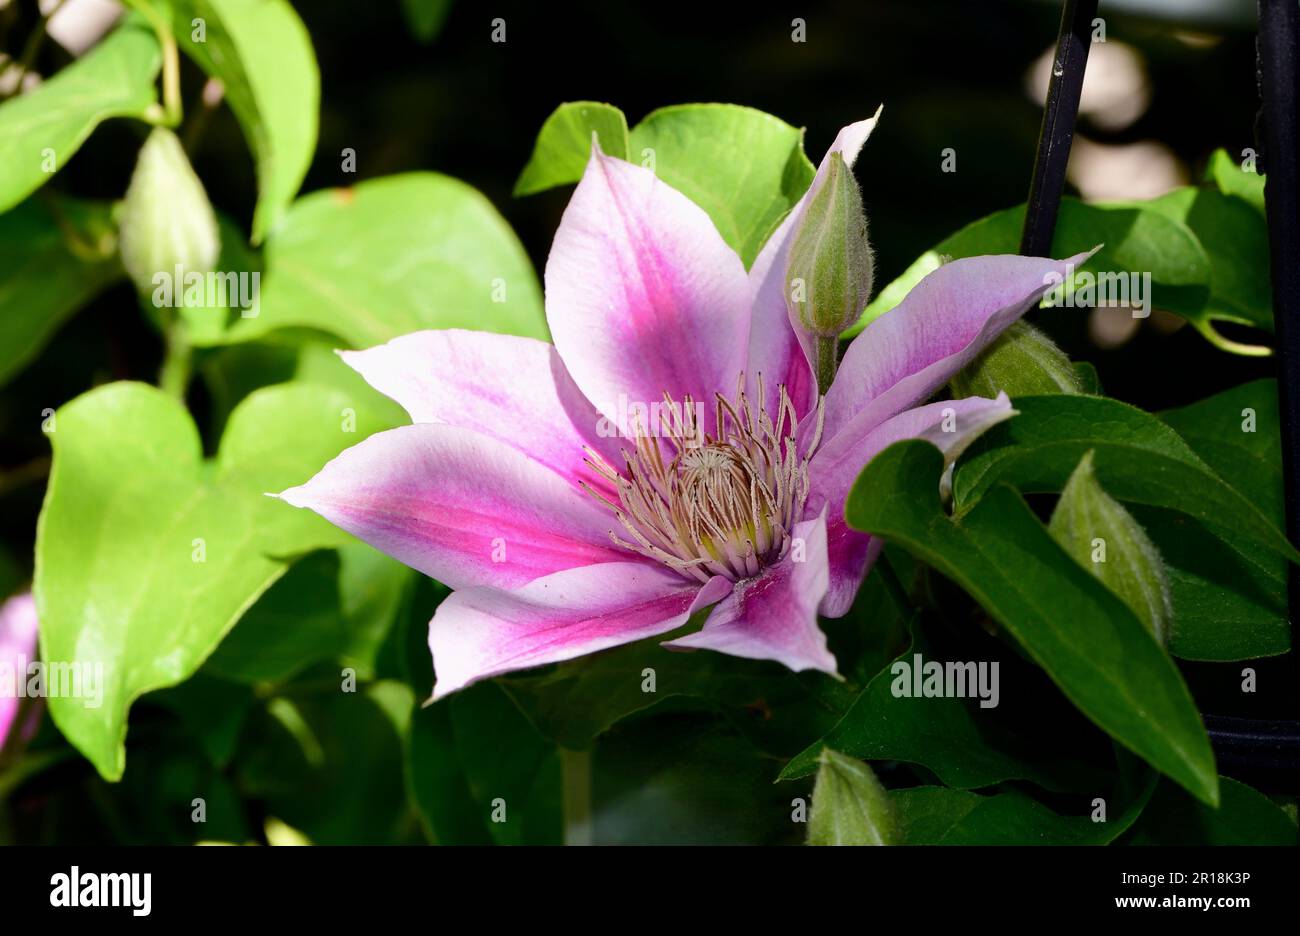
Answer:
[746,110,883,418]
[0,591,38,749]
[810,394,1016,617]
[339,329,622,483]
[821,250,1095,448]
[545,144,749,429]
[277,423,632,591]
[663,511,837,675]
[429,564,731,700]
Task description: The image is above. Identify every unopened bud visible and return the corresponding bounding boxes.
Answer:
[950,321,1084,399]
[807,748,898,846]
[1048,451,1172,645]
[118,128,220,297]
[785,152,874,340]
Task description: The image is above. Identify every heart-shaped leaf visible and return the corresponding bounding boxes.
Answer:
[35,381,391,779]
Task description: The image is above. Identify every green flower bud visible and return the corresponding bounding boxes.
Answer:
[807,748,898,846]
[949,321,1085,399]
[785,152,874,342]
[118,128,220,298]
[1048,451,1172,645]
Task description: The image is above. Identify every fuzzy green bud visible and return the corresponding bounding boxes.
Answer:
[949,321,1085,399]
[806,748,898,846]
[785,153,874,339]
[118,128,220,298]
[1048,451,1172,645]
[785,153,873,392]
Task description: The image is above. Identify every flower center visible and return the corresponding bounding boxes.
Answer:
[583,377,824,583]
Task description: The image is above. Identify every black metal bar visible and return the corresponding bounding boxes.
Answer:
[1019,0,1098,256]
[1199,1,1300,793]
[1259,0,1300,652]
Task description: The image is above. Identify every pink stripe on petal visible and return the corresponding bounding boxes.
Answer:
[545,145,749,431]
[428,564,728,699]
[663,511,837,675]
[277,424,633,590]
[746,112,883,418]
[811,395,1016,616]
[339,329,621,489]
[822,251,1094,451]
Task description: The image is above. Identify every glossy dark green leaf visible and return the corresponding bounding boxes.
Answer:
[780,618,1092,790]
[1156,379,1289,659]
[1143,185,1272,349]
[894,772,1154,845]
[846,440,1218,806]
[590,713,804,845]
[849,198,1218,348]
[444,682,562,845]
[35,382,393,779]
[1126,775,1297,845]
[955,393,1296,660]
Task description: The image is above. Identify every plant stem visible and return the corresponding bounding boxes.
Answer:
[815,336,839,394]
[560,747,592,846]
[158,311,192,400]
[132,0,182,126]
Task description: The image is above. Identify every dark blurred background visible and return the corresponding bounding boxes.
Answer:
[0,0,1277,577]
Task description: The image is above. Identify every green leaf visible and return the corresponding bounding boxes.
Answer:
[0,197,121,386]
[1206,148,1265,215]
[501,619,861,757]
[1142,185,1273,351]
[847,440,1219,806]
[444,682,562,845]
[157,0,319,242]
[780,620,1092,790]
[515,102,815,268]
[1162,379,1283,519]
[954,394,1296,660]
[1155,379,1289,659]
[1049,451,1173,644]
[34,381,392,779]
[894,773,1155,845]
[849,198,1217,347]
[628,104,816,267]
[806,749,898,845]
[590,713,804,844]
[513,102,629,196]
[955,395,1299,567]
[0,21,161,212]
[1127,775,1297,845]
[407,702,495,844]
[207,174,545,348]
[234,681,416,844]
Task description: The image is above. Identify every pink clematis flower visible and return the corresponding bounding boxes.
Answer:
[279,114,1088,700]
[0,591,39,752]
